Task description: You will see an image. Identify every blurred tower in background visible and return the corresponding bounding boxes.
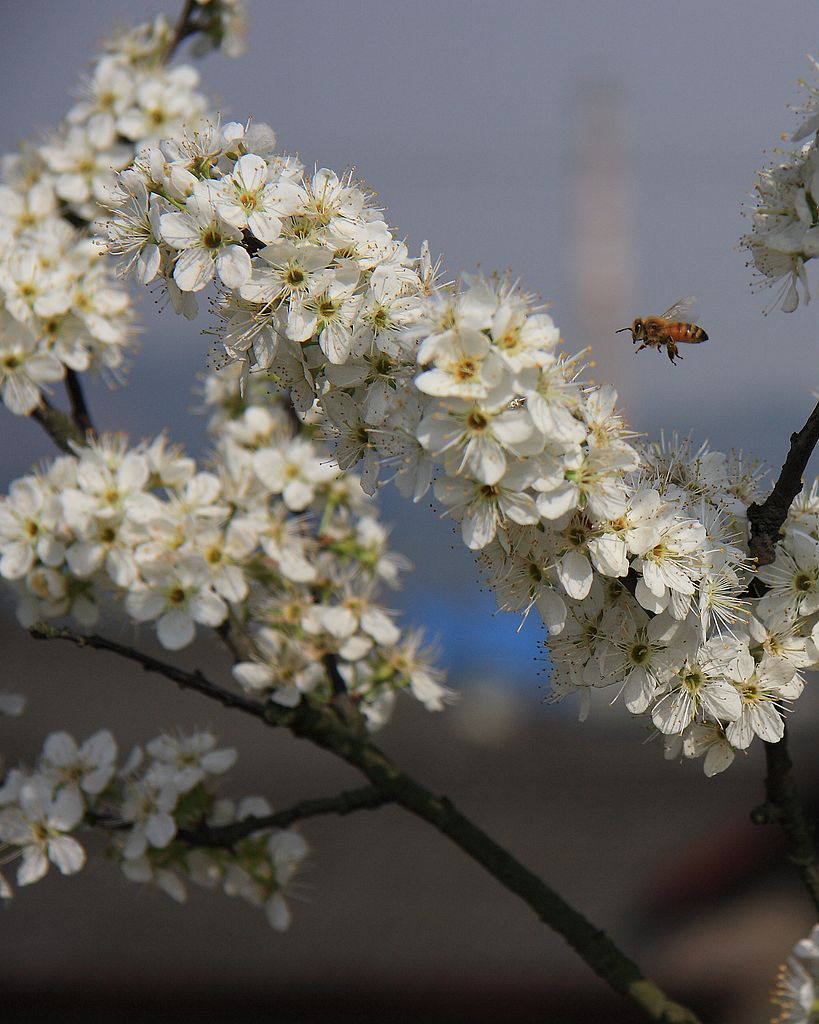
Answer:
[571,78,637,407]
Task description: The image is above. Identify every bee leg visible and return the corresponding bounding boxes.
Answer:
[635,342,647,353]
[666,342,680,364]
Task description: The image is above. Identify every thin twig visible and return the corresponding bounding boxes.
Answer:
[30,398,86,453]
[163,0,199,62]
[28,623,269,723]
[35,622,701,1024]
[177,785,390,848]
[747,396,819,568]
[751,730,819,916]
[64,370,96,439]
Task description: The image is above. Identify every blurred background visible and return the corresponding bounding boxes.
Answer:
[2,2,819,1021]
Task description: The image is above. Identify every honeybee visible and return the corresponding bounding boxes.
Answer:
[615,298,708,364]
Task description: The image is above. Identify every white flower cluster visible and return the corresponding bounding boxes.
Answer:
[0,7,246,416]
[742,57,819,312]
[102,123,431,493]
[0,375,450,723]
[105,123,819,772]
[0,726,307,930]
[771,923,819,1024]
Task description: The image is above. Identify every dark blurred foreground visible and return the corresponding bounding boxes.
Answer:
[1,609,817,1024]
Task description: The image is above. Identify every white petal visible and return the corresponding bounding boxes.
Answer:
[49,787,84,831]
[651,690,693,735]
[462,503,497,550]
[216,245,252,289]
[556,550,593,600]
[725,712,754,750]
[43,731,79,768]
[703,741,735,776]
[200,749,237,774]
[17,847,48,886]
[157,868,187,903]
[623,666,655,714]
[190,588,228,628]
[266,892,291,931]
[173,248,215,292]
[145,812,177,849]
[700,681,742,722]
[157,611,196,651]
[749,703,784,743]
[232,662,274,691]
[48,835,86,876]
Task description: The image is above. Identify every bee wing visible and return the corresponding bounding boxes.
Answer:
[660,296,697,321]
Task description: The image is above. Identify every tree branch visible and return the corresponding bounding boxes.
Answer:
[163,0,199,61]
[742,400,819,915]
[271,700,702,1023]
[751,730,819,916]
[28,623,269,723]
[177,785,390,848]
[747,396,819,568]
[64,370,96,440]
[32,623,699,1022]
[30,398,86,454]
[29,621,701,1022]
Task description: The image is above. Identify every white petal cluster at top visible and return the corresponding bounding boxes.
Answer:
[102,121,819,775]
[0,725,308,930]
[742,57,819,312]
[0,6,242,415]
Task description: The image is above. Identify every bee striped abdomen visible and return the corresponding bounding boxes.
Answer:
[667,321,708,343]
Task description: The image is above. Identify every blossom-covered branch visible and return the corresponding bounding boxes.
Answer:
[6,2,819,1020]
[0,0,244,434]
[0,724,308,930]
[27,618,702,1024]
[102,115,818,776]
[748,396,819,567]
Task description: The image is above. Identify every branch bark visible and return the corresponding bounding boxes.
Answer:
[752,730,819,917]
[31,622,702,1024]
[742,398,819,914]
[64,369,96,440]
[177,785,390,848]
[30,398,86,454]
[747,396,819,568]
[28,623,269,723]
[163,0,199,61]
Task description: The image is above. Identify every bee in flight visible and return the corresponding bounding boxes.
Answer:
[615,298,708,364]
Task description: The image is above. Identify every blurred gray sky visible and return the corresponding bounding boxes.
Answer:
[2,0,819,678]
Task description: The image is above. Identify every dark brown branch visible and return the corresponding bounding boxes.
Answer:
[177,785,390,848]
[747,396,819,568]
[64,370,96,439]
[751,730,819,916]
[274,701,701,1024]
[216,616,257,662]
[743,403,819,915]
[30,398,86,453]
[32,623,701,1023]
[28,623,269,723]
[163,0,199,61]
[322,652,348,697]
